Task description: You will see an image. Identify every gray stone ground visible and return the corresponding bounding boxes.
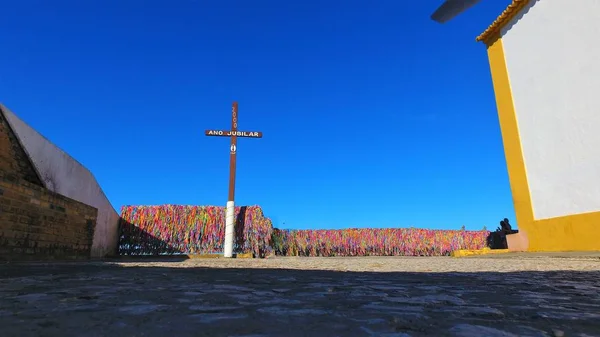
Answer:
[1,255,600,337]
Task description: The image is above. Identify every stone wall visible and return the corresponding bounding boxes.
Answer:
[0,108,98,261]
[0,103,120,258]
[0,108,42,187]
[0,176,97,260]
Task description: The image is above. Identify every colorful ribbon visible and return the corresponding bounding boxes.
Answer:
[119,205,489,256]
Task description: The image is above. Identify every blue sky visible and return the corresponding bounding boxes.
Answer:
[0,0,516,231]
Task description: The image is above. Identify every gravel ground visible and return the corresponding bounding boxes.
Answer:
[1,255,599,337]
[111,255,600,273]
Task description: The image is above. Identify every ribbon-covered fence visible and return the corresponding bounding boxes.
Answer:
[118,205,490,256]
[271,228,489,257]
[119,205,273,256]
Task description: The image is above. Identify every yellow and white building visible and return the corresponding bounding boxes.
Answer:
[479,0,600,251]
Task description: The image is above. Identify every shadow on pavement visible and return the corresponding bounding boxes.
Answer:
[0,261,599,337]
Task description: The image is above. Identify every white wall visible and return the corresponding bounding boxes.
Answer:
[0,104,120,257]
[501,0,600,220]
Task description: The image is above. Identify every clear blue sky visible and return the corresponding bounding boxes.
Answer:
[0,0,516,231]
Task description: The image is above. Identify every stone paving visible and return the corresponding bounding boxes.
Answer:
[1,256,600,337]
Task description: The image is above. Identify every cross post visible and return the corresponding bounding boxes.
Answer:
[205,102,263,258]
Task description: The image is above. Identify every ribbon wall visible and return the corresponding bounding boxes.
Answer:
[271,228,489,257]
[119,205,273,256]
[118,205,490,256]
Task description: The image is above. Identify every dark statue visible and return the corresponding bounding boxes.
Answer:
[499,218,512,232]
[486,218,518,249]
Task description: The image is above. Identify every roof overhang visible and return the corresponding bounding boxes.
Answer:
[476,0,531,44]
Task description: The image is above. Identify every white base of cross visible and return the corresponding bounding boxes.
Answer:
[224,200,235,258]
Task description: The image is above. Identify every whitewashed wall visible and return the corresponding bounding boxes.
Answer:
[500,0,600,220]
[0,104,120,257]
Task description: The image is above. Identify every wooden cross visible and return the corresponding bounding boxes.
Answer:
[205,102,262,258]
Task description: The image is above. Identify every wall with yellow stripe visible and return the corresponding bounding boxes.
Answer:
[482,0,600,251]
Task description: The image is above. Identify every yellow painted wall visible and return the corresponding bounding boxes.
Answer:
[486,37,600,251]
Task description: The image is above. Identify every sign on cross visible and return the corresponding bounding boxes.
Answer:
[205,102,262,258]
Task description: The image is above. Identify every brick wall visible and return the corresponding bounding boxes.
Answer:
[0,176,97,260]
[0,110,98,261]
[0,111,43,186]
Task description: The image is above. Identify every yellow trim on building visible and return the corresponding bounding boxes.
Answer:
[486,37,600,252]
[451,248,510,258]
[476,0,531,44]
[487,37,534,229]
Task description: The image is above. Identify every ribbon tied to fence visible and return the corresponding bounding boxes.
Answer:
[119,205,489,256]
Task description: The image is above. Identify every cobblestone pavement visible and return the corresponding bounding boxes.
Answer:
[1,256,600,337]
